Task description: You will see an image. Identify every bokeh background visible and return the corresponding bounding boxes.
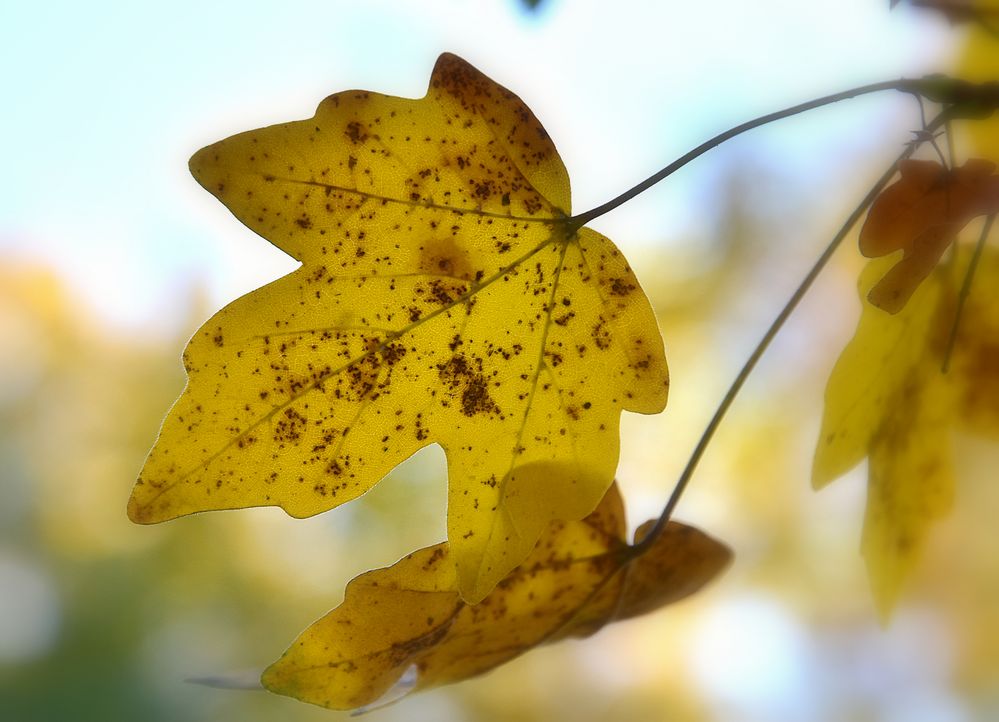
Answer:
[2,1,997,720]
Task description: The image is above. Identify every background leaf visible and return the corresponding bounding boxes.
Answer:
[814,243,999,618]
[859,158,999,313]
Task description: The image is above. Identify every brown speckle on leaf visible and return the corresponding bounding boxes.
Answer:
[592,318,612,350]
[437,354,501,417]
[273,407,308,443]
[345,121,368,144]
[609,277,635,296]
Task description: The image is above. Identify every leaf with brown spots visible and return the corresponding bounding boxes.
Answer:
[813,243,999,619]
[261,483,730,711]
[127,54,668,602]
[859,158,999,313]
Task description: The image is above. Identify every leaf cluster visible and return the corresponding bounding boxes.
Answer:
[127,47,999,710]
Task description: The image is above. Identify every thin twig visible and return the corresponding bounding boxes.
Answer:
[633,114,948,551]
[568,80,904,229]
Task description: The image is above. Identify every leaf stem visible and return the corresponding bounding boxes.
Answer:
[633,114,948,553]
[567,80,905,230]
[942,213,995,373]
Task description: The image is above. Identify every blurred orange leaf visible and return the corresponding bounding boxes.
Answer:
[814,243,999,619]
[128,53,669,602]
[262,483,731,711]
[859,158,999,313]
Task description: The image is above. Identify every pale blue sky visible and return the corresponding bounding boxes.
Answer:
[0,0,955,327]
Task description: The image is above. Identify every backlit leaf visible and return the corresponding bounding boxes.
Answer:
[261,483,731,711]
[814,243,999,618]
[127,54,668,602]
[859,158,999,313]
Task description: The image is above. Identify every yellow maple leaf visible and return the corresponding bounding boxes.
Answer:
[813,243,999,619]
[127,54,668,602]
[261,482,730,711]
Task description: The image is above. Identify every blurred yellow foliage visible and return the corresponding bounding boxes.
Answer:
[814,247,999,618]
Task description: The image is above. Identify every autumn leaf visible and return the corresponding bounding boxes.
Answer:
[859,158,999,313]
[127,54,669,602]
[261,483,731,711]
[813,242,999,618]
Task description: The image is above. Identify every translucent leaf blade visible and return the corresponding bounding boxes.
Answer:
[129,54,669,601]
